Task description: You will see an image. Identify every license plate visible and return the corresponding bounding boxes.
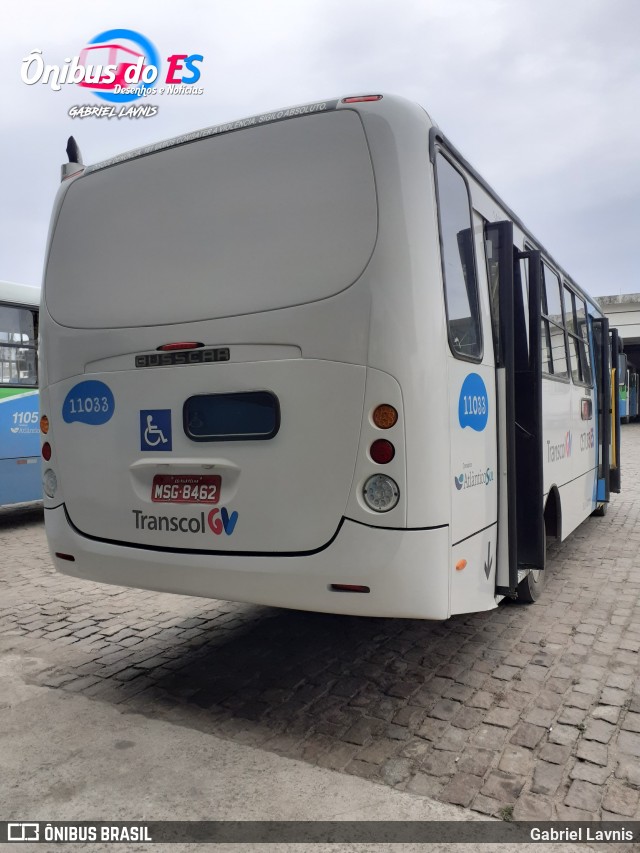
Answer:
[151,474,221,504]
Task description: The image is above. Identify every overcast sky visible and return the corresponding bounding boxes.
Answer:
[2,0,639,296]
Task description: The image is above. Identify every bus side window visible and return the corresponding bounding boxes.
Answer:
[542,263,569,379]
[563,285,591,386]
[0,304,38,386]
[575,295,593,386]
[435,152,482,360]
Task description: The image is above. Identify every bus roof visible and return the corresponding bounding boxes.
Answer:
[75,92,601,317]
[0,281,40,308]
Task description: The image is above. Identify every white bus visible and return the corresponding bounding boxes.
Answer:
[39,95,621,619]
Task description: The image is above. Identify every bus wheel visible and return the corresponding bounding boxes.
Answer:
[516,568,545,603]
[516,527,546,603]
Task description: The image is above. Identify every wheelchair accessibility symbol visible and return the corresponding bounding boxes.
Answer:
[140,409,172,451]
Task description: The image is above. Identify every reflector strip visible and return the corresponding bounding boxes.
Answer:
[330,584,370,593]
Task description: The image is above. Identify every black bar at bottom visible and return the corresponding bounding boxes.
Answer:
[1,821,638,844]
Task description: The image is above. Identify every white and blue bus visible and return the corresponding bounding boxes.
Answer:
[0,281,40,506]
[39,95,621,618]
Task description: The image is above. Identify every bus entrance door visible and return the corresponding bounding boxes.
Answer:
[486,222,545,596]
[591,317,611,504]
[609,327,623,493]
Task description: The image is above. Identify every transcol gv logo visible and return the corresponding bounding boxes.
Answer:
[132,508,238,536]
[21,29,204,115]
[547,431,572,463]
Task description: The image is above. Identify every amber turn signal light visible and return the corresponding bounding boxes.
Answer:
[372,404,398,429]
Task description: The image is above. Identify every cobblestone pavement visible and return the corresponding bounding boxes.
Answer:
[2,424,640,822]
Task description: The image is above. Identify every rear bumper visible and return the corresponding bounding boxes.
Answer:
[45,504,451,619]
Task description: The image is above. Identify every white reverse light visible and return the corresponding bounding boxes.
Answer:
[43,468,58,498]
[363,474,399,512]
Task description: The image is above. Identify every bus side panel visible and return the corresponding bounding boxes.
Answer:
[0,389,41,504]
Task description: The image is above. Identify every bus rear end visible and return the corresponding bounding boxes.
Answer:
[40,97,452,618]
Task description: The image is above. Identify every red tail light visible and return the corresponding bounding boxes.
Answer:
[370,439,395,464]
[341,95,383,103]
[42,442,52,461]
[157,342,203,351]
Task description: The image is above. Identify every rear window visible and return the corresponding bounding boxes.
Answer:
[45,110,378,329]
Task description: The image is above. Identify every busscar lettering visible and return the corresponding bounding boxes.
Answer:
[135,348,230,368]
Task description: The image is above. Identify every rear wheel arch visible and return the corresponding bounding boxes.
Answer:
[544,486,561,541]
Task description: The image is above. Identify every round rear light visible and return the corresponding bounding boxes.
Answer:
[363,474,400,513]
[372,404,398,429]
[43,468,57,498]
[40,415,49,434]
[370,439,395,464]
[42,442,52,461]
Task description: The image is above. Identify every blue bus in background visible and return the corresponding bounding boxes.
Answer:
[0,281,41,506]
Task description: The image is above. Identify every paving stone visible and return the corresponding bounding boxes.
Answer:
[498,745,533,776]
[406,772,444,798]
[615,758,640,787]
[358,738,399,765]
[557,706,587,726]
[606,673,633,690]
[512,792,553,821]
[572,679,601,696]
[451,706,485,730]
[621,711,640,733]
[531,760,564,796]
[433,725,469,752]
[421,750,459,777]
[555,804,596,821]
[399,737,431,761]
[599,686,628,706]
[485,707,520,728]
[510,722,545,749]
[618,729,640,760]
[492,665,520,682]
[480,770,525,802]
[602,779,640,817]
[439,772,483,807]
[428,699,460,721]
[392,706,425,729]
[548,724,579,746]
[457,747,495,777]
[442,682,474,702]
[583,718,616,744]
[523,707,555,728]
[564,779,602,812]
[469,793,502,817]
[534,690,563,711]
[569,759,612,785]
[576,739,608,766]
[565,690,594,710]
[591,705,621,724]
[472,725,508,751]
[381,757,412,786]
